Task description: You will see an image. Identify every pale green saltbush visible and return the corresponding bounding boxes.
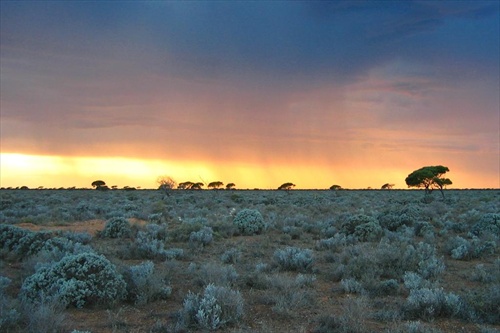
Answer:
[101,217,131,238]
[233,209,265,235]
[20,252,127,308]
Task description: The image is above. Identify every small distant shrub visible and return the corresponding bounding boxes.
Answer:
[148,213,163,224]
[189,226,214,247]
[221,248,242,264]
[233,209,265,235]
[340,214,376,235]
[354,221,383,242]
[131,223,169,259]
[403,272,435,290]
[101,217,131,238]
[20,253,127,308]
[21,296,66,333]
[316,234,348,251]
[471,213,500,237]
[163,248,184,260]
[56,230,93,244]
[265,273,317,316]
[0,276,21,331]
[124,261,171,305]
[414,222,434,238]
[471,261,500,284]
[273,246,314,272]
[403,287,463,321]
[341,278,365,294]
[178,284,244,330]
[404,242,445,280]
[447,236,497,260]
[465,284,500,324]
[196,263,239,287]
[313,297,369,333]
[375,279,400,296]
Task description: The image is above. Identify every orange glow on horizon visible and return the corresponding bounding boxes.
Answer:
[1,153,498,190]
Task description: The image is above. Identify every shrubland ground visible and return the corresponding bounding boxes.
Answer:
[1,189,499,333]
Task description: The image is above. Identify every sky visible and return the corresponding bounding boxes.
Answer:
[1,1,499,189]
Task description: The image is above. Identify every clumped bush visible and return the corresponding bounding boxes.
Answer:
[189,226,214,247]
[354,221,383,242]
[221,248,242,264]
[0,224,52,257]
[124,261,171,305]
[465,284,500,324]
[403,287,463,321]
[101,217,132,238]
[131,223,169,259]
[446,236,496,260]
[233,209,265,235]
[273,246,314,272]
[340,214,377,235]
[0,224,29,252]
[266,273,317,316]
[20,253,127,308]
[341,278,365,294]
[315,234,348,251]
[178,284,244,330]
[471,213,500,237]
[195,263,239,287]
[0,276,21,331]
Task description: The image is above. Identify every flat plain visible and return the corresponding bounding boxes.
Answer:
[1,189,499,333]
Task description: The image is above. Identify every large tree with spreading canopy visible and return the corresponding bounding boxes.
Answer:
[405,165,452,198]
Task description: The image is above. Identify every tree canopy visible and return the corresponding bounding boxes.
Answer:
[208,181,224,189]
[405,165,452,198]
[91,180,109,191]
[381,183,394,190]
[278,182,295,190]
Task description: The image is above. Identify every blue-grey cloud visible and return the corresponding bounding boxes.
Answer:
[2,0,497,85]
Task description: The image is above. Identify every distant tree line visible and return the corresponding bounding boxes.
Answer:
[2,165,454,196]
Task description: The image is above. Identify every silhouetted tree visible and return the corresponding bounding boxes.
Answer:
[157,176,177,196]
[278,182,295,190]
[191,182,204,190]
[91,180,105,188]
[208,181,224,189]
[226,183,236,190]
[330,185,342,190]
[405,165,452,198]
[91,180,109,191]
[381,183,394,190]
[178,181,194,190]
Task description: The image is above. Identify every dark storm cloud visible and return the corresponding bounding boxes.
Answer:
[2,1,497,84]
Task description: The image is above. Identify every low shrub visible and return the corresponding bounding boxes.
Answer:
[124,261,171,305]
[20,253,127,308]
[233,209,265,235]
[340,214,377,235]
[195,263,239,287]
[101,217,132,238]
[447,236,496,260]
[178,284,244,330]
[220,248,241,264]
[0,276,21,331]
[465,284,500,324]
[471,213,500,237]
[273,246,314,272]
[354,221,383,242]
[189,226,214,247]
[403,287,463,321]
